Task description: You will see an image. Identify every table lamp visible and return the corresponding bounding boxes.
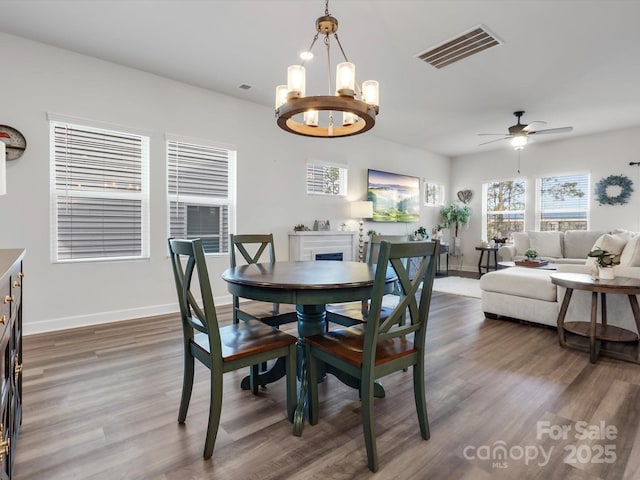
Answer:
[351,200,373,262]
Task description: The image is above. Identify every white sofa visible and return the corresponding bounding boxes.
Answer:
[481,231,640,331]
[498,230,605,264]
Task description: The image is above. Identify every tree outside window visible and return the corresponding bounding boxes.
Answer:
[483,179,526,242]
[537,173,589,231]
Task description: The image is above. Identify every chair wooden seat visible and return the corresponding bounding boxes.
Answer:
[168,238,297,459]
[303,326,417,367]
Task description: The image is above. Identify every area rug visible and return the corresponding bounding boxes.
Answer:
[432,276,481,299]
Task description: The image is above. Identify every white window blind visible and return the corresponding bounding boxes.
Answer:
[168,140,234,254]
[537,173,589,231]
[51,121,149,262]
[306,162,347,196]
[483,178,526,242]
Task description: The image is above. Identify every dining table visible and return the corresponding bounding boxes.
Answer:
[221,259,397,435]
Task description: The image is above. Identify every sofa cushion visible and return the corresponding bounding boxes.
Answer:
[528,231,563,258]
[563,230,605,259]
[586,233,629,266]
[512,232,530,254]
[620,234,640,267]
[480,268,557,302]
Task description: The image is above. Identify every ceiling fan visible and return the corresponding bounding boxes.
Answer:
[478,111,573,149]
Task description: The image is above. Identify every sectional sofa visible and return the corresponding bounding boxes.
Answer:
[480,230,640,332]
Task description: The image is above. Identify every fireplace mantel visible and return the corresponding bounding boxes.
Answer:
[288,231,357,261]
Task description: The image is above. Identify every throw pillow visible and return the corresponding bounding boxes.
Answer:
[528,231,563,258]
[620,234,640,267]
[512,232,530,254]
[586,233,629,266]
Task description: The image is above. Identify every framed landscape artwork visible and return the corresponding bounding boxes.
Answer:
[367,169,420,222]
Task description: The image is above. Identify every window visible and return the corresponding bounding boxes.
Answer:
[537,172,589,231]
[423,181,445,206]
[51,119,149,262]
[168,140,235,254]
[306,161,347,196]
[483,178,526,242]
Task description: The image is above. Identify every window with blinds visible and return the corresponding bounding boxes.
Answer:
[306,162,347,196]
[167,140,235,254]
[51,120,150,262]
[483,178,526,242]
[537,172,589,231]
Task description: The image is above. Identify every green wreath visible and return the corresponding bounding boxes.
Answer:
[594,174,634,206]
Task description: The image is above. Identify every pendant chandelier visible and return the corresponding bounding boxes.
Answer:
[275,0,379,138]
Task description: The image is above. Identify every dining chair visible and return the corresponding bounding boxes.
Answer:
[326,234,411,326]
[304,239,438,472]
[230,233,297,326]
[168,238,297,459]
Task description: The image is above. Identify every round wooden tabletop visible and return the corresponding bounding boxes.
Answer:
[550,272,640,294]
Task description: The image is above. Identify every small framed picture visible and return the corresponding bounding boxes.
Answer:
[313,220,330,231]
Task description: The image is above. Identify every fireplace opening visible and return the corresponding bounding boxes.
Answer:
[315,252,343,261]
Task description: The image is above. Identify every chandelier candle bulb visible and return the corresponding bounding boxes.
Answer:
[275,85,288,109]
[362,80,379,107]
[343,111,356,126]
[287,65,305,98]
[336,62,355,96]
[304,110,319,127]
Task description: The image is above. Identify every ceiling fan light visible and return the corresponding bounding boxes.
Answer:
[511,135,528,150]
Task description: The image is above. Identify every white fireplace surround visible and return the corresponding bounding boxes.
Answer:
[289,231,357,262]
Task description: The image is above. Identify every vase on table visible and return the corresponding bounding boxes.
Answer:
[598,266,615,280]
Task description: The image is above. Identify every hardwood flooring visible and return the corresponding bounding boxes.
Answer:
[14,289,640,479]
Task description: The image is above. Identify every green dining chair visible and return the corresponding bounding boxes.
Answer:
[168,238,297,459]
[230,233,297,327]
[326,234,411,326]
[304,240,438,472]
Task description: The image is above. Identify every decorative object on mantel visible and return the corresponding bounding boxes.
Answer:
[274,0,379,138]
[313,220,331,231]
[351,201,373,261]
[0,125,27,161]
[293,224,311,232]
[456,189,472,204]
[440,202,471,256]
[594,174,634,206]
[587,247,620,280]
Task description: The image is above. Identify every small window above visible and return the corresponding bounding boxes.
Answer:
[306,162,347,196]
[424,181,445,206]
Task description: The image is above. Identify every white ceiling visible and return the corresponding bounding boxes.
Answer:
[2,0,640,157]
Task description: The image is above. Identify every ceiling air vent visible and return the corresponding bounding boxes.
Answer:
[417,25,502,69]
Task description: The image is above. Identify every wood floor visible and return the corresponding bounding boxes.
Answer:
[14,286,640,479]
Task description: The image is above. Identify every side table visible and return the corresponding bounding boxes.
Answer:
[476,246,499,277]
[550,273,640,364]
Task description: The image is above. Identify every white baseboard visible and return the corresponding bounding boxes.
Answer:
[24,294,234,336]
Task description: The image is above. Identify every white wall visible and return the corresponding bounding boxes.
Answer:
[0,33,449,334]
[450,127,640,271]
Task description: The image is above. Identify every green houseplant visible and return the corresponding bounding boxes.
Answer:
[439,203,471,237]
[524,248,538,260]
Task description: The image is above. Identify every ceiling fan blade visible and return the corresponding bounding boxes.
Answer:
[478,133,510,136]
[479,137,510,146]
[523,121,546,132]
[528,126,573,135]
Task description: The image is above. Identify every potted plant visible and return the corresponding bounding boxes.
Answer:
[414,226,428,240]
[524,248,538,260]
[587,248,620,279]
[440,202,471,255]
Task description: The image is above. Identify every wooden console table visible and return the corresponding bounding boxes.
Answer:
[550,272,640,364]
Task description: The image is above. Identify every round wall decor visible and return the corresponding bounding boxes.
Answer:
[0,125,27,160]
[594,174,634,205]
